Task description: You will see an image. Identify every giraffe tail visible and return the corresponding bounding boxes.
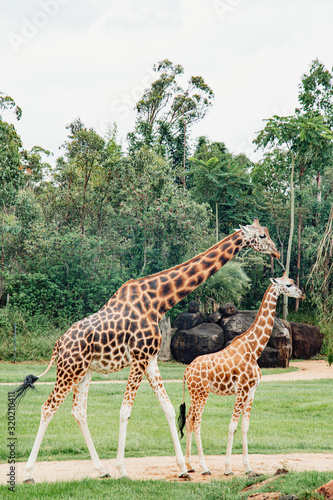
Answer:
[177,372,187,439]
[13,340,59,407]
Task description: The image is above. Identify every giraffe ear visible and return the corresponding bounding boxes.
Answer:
[270,278,278,284]
[239,224,250,233]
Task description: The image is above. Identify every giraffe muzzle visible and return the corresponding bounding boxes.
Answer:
[271,249,280,259]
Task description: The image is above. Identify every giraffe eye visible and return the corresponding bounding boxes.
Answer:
[286,284,292,288]
[259,234,266,239]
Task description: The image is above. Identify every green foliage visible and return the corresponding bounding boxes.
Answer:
[2,231,128,319]
[298,57,333,120]
[307,204,333,363]
[237,252,272,309]
[0,90,22,120]
[0,307,66,361]
[113,146,211,276]
[191,261,251,312]
[0,119,23,207]
[190,138,253,235]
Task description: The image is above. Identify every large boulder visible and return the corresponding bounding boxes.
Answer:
[171,323,224,365]
[157,316,173,362]
[188,300,200,313]
[258,345,280,368]
[206,310,222,324]
[173,310,203,331]
[267,320,292,368]
[219,311,255,344]
[290,322,323,359]
[219,302,238,316]
[220,311,292,367]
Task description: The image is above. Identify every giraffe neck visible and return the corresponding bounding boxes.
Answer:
[242,285,279,359]
[137,229,246,319]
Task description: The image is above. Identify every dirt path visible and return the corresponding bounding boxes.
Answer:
[1,360,332,485]
[262,359,333,381]
[2,453,333,485]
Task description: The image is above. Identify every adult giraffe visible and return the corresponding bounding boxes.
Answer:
[15,218,279,483]
[178,273,304,477]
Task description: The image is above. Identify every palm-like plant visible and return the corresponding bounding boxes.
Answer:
[191,261,250,314]
[187,156,250,242]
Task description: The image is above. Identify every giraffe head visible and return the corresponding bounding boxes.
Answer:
[240,218,280,258]
[270,272,305,299]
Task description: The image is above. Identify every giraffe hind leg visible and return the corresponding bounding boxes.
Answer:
[185,406,195,472]
[145,356,189,479]
[191,395,210,475]
[24,381,73,483]
[71,369,110,478]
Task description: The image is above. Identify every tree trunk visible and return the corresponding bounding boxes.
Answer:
[317,172,321,203]
[215,201,219,243]
[1,214,4,273]
[183,121,187,189]
[295,209,302,311]
[283,155,295,320]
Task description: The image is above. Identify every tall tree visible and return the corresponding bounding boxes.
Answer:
[0,93,23,274]
[308,203,333,364]
[128,60,214,177]
[53,120,121,235]
[298,59,333,121]
[0,91,22,120]
[254,113,333,319]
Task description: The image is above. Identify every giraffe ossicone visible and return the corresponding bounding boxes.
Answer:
[14,218,279,483]
[178,273,304,476]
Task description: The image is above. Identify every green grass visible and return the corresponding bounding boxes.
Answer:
[1,378,333,463]
[0,471,332,500]
[0,360,297,383]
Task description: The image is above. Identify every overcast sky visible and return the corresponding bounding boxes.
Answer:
[1,0,333,163]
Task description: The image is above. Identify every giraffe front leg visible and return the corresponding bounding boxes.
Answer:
[145,356,189,479]
[116,361,145,479]
[72,370,110,478]
[241,388,256,475]
[224,418,238,476]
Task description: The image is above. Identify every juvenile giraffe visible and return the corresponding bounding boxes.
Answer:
[178,273,304,476]
[14,218,279,483]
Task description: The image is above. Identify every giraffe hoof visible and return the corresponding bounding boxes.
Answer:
[202,470,211,476]
[23,478,35,484]
[178,472,191,481]
[224,471,234,476]
[100,472,112,479]
[119,475,131,480]
[246,471,261,478]
[187,468,196,473]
